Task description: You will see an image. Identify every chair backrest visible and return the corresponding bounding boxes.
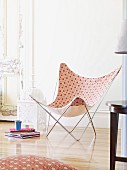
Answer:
[49,63,121,108]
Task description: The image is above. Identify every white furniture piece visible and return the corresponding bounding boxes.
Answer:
[0,58,21,120]
[17,88,47,132]
[17,100,47,132]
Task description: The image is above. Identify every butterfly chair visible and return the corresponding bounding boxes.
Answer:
[30,63,121,141]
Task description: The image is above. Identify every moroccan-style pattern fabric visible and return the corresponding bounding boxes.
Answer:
[49,63,121,108]
[0,155,78,170]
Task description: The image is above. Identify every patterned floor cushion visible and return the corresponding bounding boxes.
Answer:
[0,155,78,170]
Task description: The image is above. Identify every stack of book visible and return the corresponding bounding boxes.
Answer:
[5,128,40,139]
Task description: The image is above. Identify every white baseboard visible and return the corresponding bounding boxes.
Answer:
[93,111,122,129]
[0,114,17,121]
[48,110,122,129]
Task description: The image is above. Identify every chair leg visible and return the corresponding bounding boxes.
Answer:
[69,111,87,133]
[46,114,51,133]
[45,109,81,141]
[69,106,96,139]
[47,121,80,141]
[47,110,96,141]
[46,105,71,136]
[35,103,79,141]
[30,96,96,141]
[46,108,96,141]
[72,112,96,141]
[46,108,90,141]
[86,112,96,137]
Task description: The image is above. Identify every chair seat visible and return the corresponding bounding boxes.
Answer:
[0,155,77,170]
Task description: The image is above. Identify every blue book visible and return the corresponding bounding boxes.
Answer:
[5,131,40,139]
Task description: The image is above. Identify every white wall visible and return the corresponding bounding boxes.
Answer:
[20,0,123,128]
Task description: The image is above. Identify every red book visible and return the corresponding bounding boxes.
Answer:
[9,128,35,132]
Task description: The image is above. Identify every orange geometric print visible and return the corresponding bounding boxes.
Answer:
[49,63,120,108]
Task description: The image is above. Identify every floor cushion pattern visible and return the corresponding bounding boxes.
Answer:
[0,155,78,170]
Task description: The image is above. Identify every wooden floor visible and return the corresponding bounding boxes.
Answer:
[0,122,124,170]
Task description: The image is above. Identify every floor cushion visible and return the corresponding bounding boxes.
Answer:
[0,155,78,170]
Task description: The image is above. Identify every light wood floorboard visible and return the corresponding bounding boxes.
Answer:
[0,122,124,170]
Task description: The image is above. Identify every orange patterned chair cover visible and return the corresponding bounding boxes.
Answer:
[50,63,121,108]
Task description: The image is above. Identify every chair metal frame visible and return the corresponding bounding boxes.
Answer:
[30,64,121,141]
